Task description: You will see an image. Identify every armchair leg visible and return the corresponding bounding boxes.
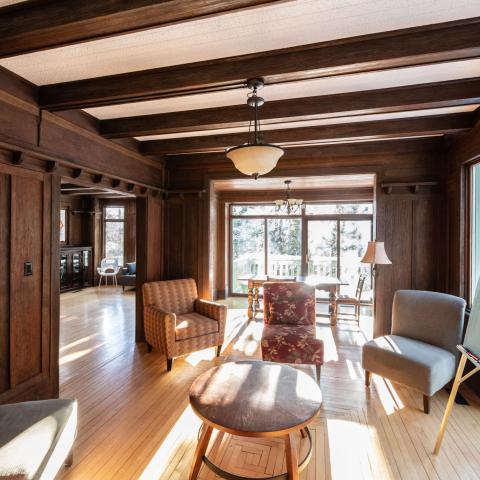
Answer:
[316,364,321,383]
[423,394,430,414]
[365,370,371,387]
[167,358,173,371]
[146,342,152,353]
[216,345,222,357]
[65,449,73,467]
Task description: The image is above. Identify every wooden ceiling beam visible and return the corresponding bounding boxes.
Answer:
[38,18,480,110]
[100,78,480,138]
[140,113,473,154]
[0,0,283,58]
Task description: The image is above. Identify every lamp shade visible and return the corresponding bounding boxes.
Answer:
[361,241,392,265]
[226,144,284,177]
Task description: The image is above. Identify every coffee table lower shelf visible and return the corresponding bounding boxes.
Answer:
[199,427,313,480]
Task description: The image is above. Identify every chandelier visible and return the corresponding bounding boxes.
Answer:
[226,78,284,179]
[275,180,304,214]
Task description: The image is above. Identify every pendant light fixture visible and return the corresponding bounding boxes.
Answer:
[274,180,304,214]
[226,78,284,179]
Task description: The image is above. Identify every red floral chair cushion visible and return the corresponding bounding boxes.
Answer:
[261,282,324,367]
[264,282,316,325]
[261,324,324,365]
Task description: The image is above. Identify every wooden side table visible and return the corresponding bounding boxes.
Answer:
[189,361,322,480]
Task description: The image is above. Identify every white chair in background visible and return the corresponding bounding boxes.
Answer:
[97,258,120,287]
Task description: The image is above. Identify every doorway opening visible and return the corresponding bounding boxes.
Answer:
[58,180,137,387]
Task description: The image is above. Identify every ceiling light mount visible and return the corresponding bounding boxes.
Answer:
[226,78,284,179]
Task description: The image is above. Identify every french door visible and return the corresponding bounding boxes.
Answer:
[305,218,373,297]
[230,204,373,296]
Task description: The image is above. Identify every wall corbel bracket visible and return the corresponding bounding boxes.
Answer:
[11,151,24,165]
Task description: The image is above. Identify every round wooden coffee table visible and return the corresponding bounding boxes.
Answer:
[189,360,322,480]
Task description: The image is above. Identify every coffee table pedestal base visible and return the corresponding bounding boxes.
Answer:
[189,425,313,480]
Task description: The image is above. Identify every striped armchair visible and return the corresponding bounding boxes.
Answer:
[143,278,227,371]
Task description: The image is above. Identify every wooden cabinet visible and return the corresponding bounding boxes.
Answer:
[60,246,93,292]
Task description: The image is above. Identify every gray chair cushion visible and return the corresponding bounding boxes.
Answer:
[392,290,466,356]
[362,334,456,396]
[0,399,77,480]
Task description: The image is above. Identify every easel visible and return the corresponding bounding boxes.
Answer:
[434,345,480,454]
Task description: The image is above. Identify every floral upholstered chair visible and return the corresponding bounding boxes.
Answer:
[261,282,324,381]
[143,278,227,371]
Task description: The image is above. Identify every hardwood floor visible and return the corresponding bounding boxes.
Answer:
[58,288,480,480]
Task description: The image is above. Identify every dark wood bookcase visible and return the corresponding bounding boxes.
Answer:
[60,246,93,293]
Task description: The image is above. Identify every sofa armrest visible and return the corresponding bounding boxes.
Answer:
[194,299,227,342]
[144,305,176,357]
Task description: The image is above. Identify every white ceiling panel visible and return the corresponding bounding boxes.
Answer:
[86,59,480,120]
[213,173,376,191]
[134,105,478,141]
[1,0,479,85]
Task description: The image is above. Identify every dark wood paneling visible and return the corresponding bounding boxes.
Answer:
[0,67,164,189]
[0,164,58,404]
[141,114,473,154]
[39,19,480,110]
[101,79,480,138]
[164,196,200,282]
[0,173,10,393]
[0,0,282,57]
[49,174,60,399]
[10,175,43,387]
[136,195,164,341]
[412,197,443,291]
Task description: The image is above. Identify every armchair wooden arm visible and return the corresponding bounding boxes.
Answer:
[144,305,176,357]
[194,299,227,342]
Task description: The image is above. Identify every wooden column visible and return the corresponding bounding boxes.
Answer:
[136,195,164,342]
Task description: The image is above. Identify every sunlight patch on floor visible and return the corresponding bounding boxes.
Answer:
[327,418,373,480]
[138,405,200,480]
[372,375,405,415]
[60,334,99,352]
[185,348,216,366]
[59,343,104,365]
[232,321,262,357]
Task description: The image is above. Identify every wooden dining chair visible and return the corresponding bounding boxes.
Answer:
[337,274,367,324]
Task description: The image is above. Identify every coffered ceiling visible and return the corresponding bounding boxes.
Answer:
[0,0,479,162]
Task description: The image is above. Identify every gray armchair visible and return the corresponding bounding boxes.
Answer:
[362,290,466,413]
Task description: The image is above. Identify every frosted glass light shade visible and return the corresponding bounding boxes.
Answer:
[226,144,284,177]
[361,241,392,265]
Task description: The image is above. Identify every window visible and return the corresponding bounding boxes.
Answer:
[230,202,373,297]
[471,164,480,301]
[267,218,302,277]
[305,203,373,215]
[231,218,265,293]
[104,206,125,266]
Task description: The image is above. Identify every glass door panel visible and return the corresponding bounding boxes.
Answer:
[339,220,372,300]
[307,220,338,277]
[267,219,302,278]
[231,218,265,293]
